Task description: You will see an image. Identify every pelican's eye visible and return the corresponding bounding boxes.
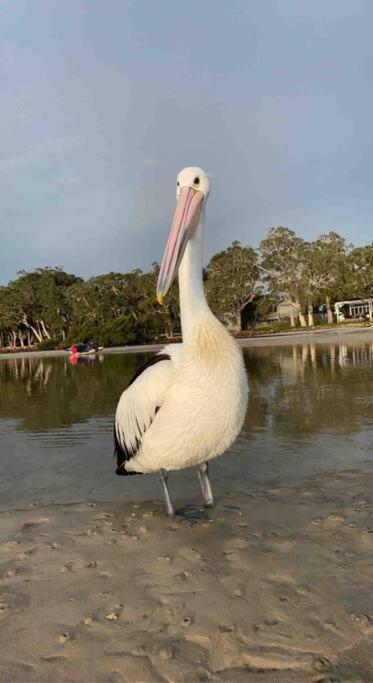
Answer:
[193,177,200,186]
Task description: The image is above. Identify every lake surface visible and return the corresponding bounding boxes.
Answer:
[0,339,372,511]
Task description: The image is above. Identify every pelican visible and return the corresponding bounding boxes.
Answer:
[114,167,248,515]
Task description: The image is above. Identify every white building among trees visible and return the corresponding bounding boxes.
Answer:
[334,299,373,322]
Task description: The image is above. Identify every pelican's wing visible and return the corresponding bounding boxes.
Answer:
[114,349,176,475]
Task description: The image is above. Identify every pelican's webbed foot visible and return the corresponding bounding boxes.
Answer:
[198,462,214,508]
[159,469,175,517]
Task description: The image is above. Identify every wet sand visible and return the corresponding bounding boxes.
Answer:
[1,470,372,682]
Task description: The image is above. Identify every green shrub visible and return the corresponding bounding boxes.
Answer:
[64,316,138,348]
[100,316,137,346]
[37,338,60,351]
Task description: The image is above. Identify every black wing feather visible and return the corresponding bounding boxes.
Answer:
[114,353,170,476]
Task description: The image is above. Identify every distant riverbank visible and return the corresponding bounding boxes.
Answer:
[0,324,372,360]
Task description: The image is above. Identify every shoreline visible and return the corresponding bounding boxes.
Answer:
[0,324,372,360]
[1,469,372,682]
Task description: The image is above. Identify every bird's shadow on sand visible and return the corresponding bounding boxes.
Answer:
[174,504,212,524]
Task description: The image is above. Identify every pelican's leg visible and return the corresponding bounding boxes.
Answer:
[198,462,214,508]
[159,469,175,517]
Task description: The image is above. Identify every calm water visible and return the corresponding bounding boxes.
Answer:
[0,341,372,510]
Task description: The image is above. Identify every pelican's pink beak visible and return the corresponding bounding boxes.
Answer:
[156,186,204,304]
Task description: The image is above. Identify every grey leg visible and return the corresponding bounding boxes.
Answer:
[159,469,175,517]
[198,462,214,508]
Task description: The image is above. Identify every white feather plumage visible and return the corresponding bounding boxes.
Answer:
[114,167,248,477]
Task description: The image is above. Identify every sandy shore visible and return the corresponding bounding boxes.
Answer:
[0,325,372,360]
[1,470,372,682]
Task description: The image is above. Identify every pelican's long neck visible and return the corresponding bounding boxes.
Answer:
[178,206,213,342]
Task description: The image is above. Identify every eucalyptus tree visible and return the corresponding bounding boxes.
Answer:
[0,268,80,347]
[6,270,47,343]
[63,267,180,345]
[64,271,139,345]
[300,241,317,326]
[308,232,349,323]
[205,241,262,331]
[136,264,180,340]
[348,244,373,299]
[0,286,18,347]
[259,227,307,327]
[65,272,132,325]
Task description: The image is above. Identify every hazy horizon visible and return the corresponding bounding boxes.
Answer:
[1,0,373,285]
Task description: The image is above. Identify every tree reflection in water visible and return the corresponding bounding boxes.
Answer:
[0,353,149,431]
[242,341,373,438]
[0,342,372,440]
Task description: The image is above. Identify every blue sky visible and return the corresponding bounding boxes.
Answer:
[1,0,373,284]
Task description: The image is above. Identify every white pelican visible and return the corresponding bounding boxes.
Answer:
[114,167,248,515]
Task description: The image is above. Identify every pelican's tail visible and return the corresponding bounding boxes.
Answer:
[113,427,142,476]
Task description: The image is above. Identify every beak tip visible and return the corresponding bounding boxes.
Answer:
[157,292,163,305]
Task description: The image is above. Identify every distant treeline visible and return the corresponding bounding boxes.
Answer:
[0,228,372,349]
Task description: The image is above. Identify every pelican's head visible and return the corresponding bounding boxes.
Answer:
[157,166,210,304]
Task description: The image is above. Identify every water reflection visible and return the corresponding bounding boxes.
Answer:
[0,341,372,510]
[69,354,103,366]
[0,352,149,431]
[242,341,373,438]
[0,342,372,438]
